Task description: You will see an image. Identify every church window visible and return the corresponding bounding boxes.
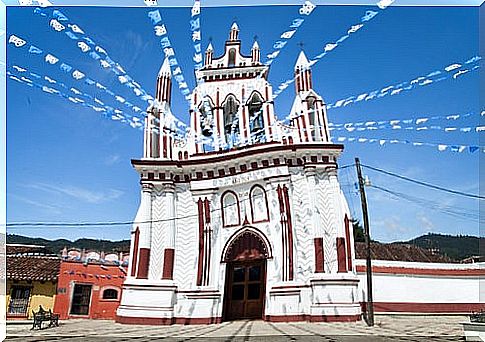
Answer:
[222,191,240,227]
[228,48,236,67]
[250,185,269,223]
[199,97,214,137]
[223,95,240,148]
[247,92,265,143]
[307,96,320,141]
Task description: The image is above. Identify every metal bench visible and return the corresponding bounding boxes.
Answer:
[31,305,59,330]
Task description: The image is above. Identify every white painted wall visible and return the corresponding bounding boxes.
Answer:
[355,259,484,305]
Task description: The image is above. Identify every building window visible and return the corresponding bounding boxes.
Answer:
[307,96,320,141]
[223,95,240,148]
[70,284,92,316]
[8,286,31,316]
[222,191,240,227]
[199,96,215,152]
[250,185,269,223]
[102,288,119,300]
[199,97,214,137]
[247,92,265,143]
[228,48,236,67]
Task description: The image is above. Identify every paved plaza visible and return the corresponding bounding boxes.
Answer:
[6,315,470,341]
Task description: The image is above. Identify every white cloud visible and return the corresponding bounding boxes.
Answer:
[416,213,435,232]
[105,154,121,165]
[26,183,123,204]
[9,194,62,214]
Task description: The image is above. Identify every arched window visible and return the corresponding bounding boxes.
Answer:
[199,97,214,137]
[228,48,236,67]
[250,185,269,223]
[247,92,265,143]
[222,191,240,227]
[102,288,119,300]
[223,95,240,148]
[307,96,320,141]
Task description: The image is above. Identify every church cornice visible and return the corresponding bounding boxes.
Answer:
[133,143,343,184]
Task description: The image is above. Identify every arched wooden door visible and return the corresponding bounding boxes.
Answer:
[222,229,270,321]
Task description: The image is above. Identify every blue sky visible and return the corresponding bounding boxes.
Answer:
[5,4,482,242]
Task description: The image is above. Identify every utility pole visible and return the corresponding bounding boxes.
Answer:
[355,157,374,326]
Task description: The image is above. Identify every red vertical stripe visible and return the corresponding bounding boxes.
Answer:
[314,237,324,273]
[277,185,286,280]
[344,215,353,271]
[137,248,150,279]
[283,186,294,281]
[216,91,220,144]
[162,248,175,280]
[204,199,211,286]
[301,114,309,142]
[163,135,168,158]
[131,227,140,277]
[196,199,204,286]
[337,237,347,273]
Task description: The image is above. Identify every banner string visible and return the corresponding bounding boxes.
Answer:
[328,111,475,128]
[327,56,481,110]
[32,7,154,104]
[7,67,145,130]
[8,34,147,117]
[147,9,192,103]
[273,0,395,99]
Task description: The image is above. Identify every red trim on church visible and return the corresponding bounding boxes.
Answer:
[162,248,175,280]
[136,248,150,279]
[336,237,347,273]
[283,185,294,281]
[344,215,353,271]
[355,265,485,276]
[314,237,324,273]
[196,198,204,286]
[130,227,139,277]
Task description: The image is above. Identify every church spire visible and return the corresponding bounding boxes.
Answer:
[156,57,172,104]
[251,40,260,63]
[205,42,213,66]
[229,22,239,41]
[294,51,312,93]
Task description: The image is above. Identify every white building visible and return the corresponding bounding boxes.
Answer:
[116,24,361,324]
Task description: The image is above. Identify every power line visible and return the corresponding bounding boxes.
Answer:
[6,192,262,229]
[362,164,484,200]
[370,184,483,223]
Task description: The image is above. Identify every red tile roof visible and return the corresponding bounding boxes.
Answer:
[7,255,61,281]
[355,242,456,263]
[7,244,51,255]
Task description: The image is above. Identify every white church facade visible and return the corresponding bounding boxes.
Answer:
[116,24,361,324]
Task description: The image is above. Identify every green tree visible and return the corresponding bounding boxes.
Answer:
[351,218,366,242]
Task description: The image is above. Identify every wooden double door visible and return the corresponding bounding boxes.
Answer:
[223,260,266,321]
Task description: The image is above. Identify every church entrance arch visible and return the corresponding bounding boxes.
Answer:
[221,228,271,321]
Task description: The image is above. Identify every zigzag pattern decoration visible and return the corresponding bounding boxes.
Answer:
[149,189,166,280]
[290,175,314,281]
[316,171,337,273]
[173,187,198,289]
[265,185,283,283]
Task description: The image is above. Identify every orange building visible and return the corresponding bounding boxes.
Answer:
[54,259,126,320]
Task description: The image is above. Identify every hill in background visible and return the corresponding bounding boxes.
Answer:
[6,232,482,262]
[397,233,483,261]
[7,234,130,254]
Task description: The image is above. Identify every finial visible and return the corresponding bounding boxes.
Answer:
[158,56,171,77]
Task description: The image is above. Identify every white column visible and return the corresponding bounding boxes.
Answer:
[140,183,153,250]
[164,183,176,248]
[304,166,319,237]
